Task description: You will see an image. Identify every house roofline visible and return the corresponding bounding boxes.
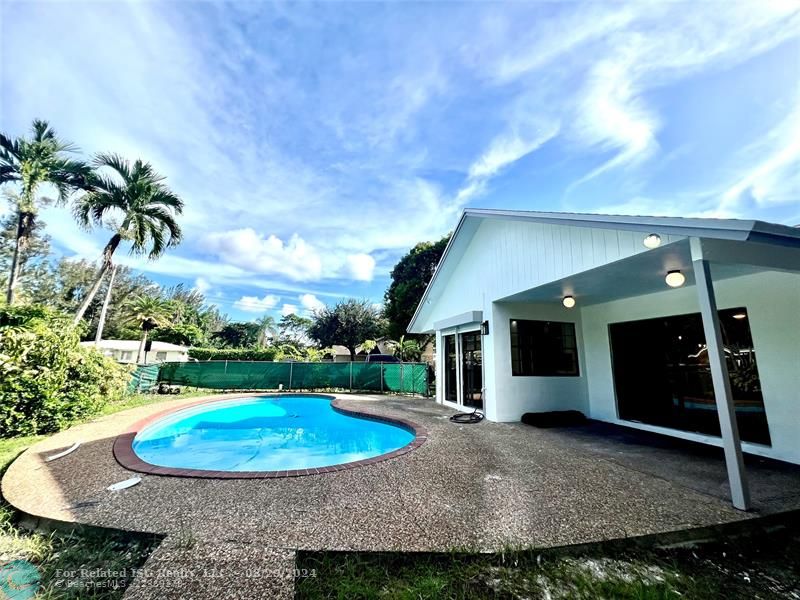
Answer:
[406,208,800,333]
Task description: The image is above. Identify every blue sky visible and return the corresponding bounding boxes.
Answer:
[2,1,798,322]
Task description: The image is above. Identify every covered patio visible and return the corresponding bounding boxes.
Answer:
[409,210,800,512]
[493,235,800,510]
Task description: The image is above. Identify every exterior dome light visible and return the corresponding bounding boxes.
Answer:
[562,295,576,308]
[665,270,685,288]
[643,233,662,249]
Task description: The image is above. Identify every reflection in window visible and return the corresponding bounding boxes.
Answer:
[609,308,770,445]
[510,319,579,376]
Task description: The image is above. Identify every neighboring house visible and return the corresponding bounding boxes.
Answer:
[408,208,800,509]
[330,339,436,363]
[330,341,391,363]
[82,340,190,364]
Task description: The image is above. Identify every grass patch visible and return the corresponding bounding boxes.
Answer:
[95,386,211,417]
[296,520,800,600]
[0,388,213,599]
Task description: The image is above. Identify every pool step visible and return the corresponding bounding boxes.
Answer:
[123,537,295,599]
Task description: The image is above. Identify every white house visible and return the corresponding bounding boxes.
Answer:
[408,209,800,510]
[82,340,190,364]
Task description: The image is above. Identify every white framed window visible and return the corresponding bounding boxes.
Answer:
[120,351,133,361]
[155,351,167,361]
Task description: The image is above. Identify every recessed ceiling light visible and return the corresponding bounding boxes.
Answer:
[643,233,662,249]
[665,270,686,288]
[562,295,576,308]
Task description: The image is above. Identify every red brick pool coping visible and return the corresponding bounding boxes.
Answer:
[112,394,429,479]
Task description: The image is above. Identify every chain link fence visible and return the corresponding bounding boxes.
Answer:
[155,361,430,395]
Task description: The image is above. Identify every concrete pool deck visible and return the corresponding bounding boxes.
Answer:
[3,393,800,599]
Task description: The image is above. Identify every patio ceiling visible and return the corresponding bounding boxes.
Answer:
[498,238,768,307]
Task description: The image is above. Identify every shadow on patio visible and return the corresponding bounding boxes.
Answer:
[527,420,800,512]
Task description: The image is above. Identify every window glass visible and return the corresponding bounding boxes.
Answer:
[443,334,457,402]
[609,307,770,446]
[510,319,579,376]
[155,351,167,360]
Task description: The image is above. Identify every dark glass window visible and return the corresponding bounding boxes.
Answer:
[443,334,457,402]
[510,319,579,376]
[609,307,770,446]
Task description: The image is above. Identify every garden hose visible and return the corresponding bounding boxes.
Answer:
[449,408,485,424]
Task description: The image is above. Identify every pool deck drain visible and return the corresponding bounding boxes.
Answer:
[3,393,800,599]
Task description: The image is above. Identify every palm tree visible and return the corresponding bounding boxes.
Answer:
[123,295,174,363]
[255,315,278,347]
[387,335,422,362]
[72,154,183,324]
[0,120,92,304]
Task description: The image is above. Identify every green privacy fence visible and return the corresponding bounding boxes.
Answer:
[127,364,160,393]
[157,361,430,395]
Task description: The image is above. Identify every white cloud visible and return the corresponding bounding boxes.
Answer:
[299,293,325,314]
[233,293,280,313]
[457,115,560,203]
[205,229,323,282]
[194,277,211,295]
[719,104,800,214]
[281,303,298,316]
[346,254,376,282]
[4,0,800,303]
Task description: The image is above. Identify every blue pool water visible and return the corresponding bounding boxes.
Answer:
[132,395,415,472]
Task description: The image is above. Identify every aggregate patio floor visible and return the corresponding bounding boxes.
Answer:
[3,394,800,599]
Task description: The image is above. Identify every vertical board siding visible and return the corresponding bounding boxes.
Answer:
[423,219,686,329]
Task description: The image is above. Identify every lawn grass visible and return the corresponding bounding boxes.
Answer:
[296,519,800,599]
[0,388,209,599]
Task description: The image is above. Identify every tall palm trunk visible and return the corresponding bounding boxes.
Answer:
[5,211,34,305]
[137,328,149,364]
[73,233,122,324]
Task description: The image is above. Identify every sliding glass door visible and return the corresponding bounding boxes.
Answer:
[609,307,770,445]
[460,331,483,409]
[442,330,483,409]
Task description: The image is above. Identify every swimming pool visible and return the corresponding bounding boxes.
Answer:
[128,395,417,474]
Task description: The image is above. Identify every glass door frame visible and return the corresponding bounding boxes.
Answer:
[440,325,483,410]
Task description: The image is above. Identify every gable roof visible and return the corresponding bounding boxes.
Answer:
[407,208,800,333]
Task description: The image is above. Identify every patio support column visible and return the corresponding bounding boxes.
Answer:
[690,237,751,510]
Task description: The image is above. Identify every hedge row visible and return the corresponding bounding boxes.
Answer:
[188,347,279,361]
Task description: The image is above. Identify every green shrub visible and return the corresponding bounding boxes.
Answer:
[188,347,279,361]
[0,305,131,436]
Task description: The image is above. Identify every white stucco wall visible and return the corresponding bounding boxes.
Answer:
[488,302,588,422]
[580,270,800,464]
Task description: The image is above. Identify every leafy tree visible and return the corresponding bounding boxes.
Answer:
[211,322,260,348]
[73,153,183,324]
[387,335,422,361]
[122,295,174,363]
[161,283,206,325]
[0,194,52,302]
[278,313,312,345]
[383,235,450,339]
[308,299,383,361]
[150,323,206,347]
[26,258,156,340]
[0,120,92,304]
